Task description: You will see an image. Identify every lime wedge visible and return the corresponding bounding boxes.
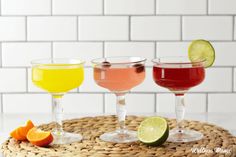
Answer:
[188,39,215,68]
[138,117,169,146]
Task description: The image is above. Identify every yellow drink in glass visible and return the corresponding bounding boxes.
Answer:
[31,59,84,144]
[32,64,84,94]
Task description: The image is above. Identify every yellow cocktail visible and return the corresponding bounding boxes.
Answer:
[31,59,84,144]
[32,64,84,94]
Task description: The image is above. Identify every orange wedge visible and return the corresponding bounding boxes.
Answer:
[10,128,26,141]
[27,127,53,147]
[10,120,34,141]
[18,120,34,138]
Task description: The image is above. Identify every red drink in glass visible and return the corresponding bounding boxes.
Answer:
[153,66,205,92]
[152,57,206,143]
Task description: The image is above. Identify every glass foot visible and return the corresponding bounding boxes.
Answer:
[52,131,83,144]
[168,129,203,142]
[100,130,137,143]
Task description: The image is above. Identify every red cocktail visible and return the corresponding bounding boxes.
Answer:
[92,57,146,143]
[153,66,205,94]
[152,57,205,142]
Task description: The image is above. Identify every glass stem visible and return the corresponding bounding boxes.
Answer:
[175,95,185,133]
[52,95,64,135]
[116,93,126,134]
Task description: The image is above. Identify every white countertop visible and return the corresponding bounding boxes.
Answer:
[1,113,236,156]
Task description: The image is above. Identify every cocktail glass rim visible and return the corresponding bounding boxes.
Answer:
[152,56,206,67]
[31,58,85,66]
[91,56,146,65]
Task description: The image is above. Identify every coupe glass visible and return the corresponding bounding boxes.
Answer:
[92,56,146,143]
[152,57,205,142]
[31,58,85,144]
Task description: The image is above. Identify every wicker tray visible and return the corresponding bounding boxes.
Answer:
[1,115,236,157]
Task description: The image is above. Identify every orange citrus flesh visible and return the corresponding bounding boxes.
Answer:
[10,128,26,141]
[18,120,34,138]
[27,127,53,147]
[10,120,34,141]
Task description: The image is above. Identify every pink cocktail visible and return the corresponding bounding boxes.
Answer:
[94,65,145,92]
[152,57,205,142]
[92,57,146,143]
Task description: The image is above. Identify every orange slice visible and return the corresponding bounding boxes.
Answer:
[18,120,34,138]
[27,127,53,147]
[10,120,35,141]
[10,127,26,141]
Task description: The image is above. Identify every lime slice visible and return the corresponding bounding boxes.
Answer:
[138,117,169,146]
[188,39,215,68]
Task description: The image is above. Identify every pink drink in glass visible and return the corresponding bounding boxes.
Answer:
[94,65,145,92]
[92,57,146,143]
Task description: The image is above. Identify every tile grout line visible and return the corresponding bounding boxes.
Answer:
[76,16,79,41]
[128,16,131,41]
[25,17,27,41]
[180,16,183,41]
[50,41,54,108]
[232,67,234,92]
[0,42,2,67]
[0,35,1,114]
[154,42,157,112]
[0,0,1,15]
[102,0,105,115]
[0,41,3,113]
[154,93,157,113]
[206,93,208,112]
[25,68,28,92]
[102,0,105,15]
[206,0,209,15]
[232,16,235,41]
[51,42,53,58]
[154,0,156,15]
[103,94,105,113]
[0,40,236,43]
[50,0,53,15]
[0,94,3,114]
[0,41,2,112]
[102,42,105,57]
[2,14,236,17]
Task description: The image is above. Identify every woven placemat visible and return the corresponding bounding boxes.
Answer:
[1,115,236,157]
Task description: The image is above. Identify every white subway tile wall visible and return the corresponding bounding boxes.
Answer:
[104,42,155,65]
[27,17,77,41]
[2,43,51,67]
[156,94,207,113]
[78,16,129,41]
[183,16,233,40]
[208,94,236,112]
[53,42,103,66]
[0,17,26,41]
[53,0,103,15]
[0,0,235,113]
[104,0,155,15]
[156,0,207,15]
[1,0,51,15]
[131,16,181,40]
[3,94,51,113]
